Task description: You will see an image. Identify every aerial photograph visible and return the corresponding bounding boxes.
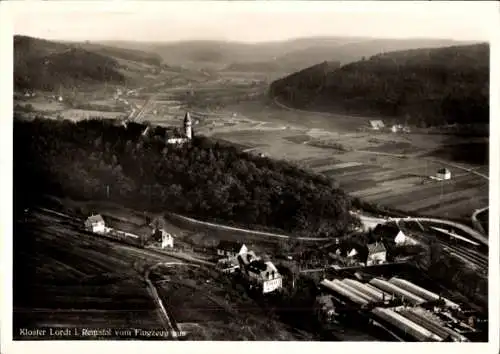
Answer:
[7,0,495,345]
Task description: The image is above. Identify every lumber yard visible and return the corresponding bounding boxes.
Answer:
[317,276,484,342]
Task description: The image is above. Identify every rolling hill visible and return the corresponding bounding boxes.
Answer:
[270,43,489,127]
[99,37,473,73]
[14,36,163,91]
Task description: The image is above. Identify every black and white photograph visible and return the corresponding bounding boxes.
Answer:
[1,0,499,352]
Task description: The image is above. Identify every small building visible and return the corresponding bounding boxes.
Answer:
[85,214,106,233]
[217,241,248,258]
[151,229,174,248]
[57,96,63,102]
[366,242,387,266]
[394,230,419,246]
[347,248,358,258]
[436,168,451,180]
[162,232,174,248]
[240,257,282,294]
[216,257,240,274]
[370,120,385,130]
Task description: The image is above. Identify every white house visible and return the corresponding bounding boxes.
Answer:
[85,214,106,234]
[217,241,248,258]
[238,252,282,294]
[161,230,174,248]
[366,242,387,266]
[436,168,451,180]
[394,230,419,246]
[347,248,358,257]
[370,120,385,130]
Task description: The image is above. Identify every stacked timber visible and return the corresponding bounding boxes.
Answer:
[320,279,369,306]
[369,278,425,305]
[342,278,393,302]
[371,307,443,342]
[396,307,469,342]
[389,277,460,309]
[334,279,376,303]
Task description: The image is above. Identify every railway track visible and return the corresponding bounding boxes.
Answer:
[437,241,488,270]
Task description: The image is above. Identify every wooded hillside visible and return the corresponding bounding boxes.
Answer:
[14,118,359,238]
[270,43,489,127]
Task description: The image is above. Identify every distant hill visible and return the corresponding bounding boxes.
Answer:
[68,41,163,67]
[14,36,162,91]
[270,43,489,127]
[99,37,473,72]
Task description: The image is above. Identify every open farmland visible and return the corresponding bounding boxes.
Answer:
[13,207,176,339]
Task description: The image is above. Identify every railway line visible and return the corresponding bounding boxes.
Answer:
[438,242,488,271]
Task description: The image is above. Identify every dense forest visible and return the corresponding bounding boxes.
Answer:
[270,43,489,127]
[270,61,341,108]
[14,118,359,238]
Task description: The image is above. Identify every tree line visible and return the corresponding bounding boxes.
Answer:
[14,118,360,238]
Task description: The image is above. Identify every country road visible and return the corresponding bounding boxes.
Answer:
[144,262,200,339]
[167,212,332,242]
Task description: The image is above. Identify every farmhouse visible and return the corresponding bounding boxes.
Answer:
[394,230,419,246]
[366,242,387,266]
[84,214,106,233]
[436,168,452,180]
[217,240,248,258]
[159,229,174,248]
[370,120,385,130]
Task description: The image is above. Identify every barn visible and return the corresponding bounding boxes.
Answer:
[436,168,451,180]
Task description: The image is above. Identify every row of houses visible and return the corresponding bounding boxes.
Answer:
[216,241,283,294]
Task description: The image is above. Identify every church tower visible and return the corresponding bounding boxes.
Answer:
[184,112,192,140]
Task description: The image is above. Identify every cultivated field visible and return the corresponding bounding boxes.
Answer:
[13,208,173,339]
[145,77,488,222]
[16,69,488,223]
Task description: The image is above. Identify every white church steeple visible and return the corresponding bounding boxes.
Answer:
[184,112,192,140]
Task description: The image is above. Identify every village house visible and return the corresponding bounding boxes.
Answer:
[237,251,282,294]
[366,242,387,266]
[436,168,452,180]
[84,214,106,234]
[369,120,385,130]
[216,257,240,274]
[394,229,419,246]
[152,229,174,249]
[216,240,248,258]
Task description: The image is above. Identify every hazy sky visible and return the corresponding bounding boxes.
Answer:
[9,1,498,43]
